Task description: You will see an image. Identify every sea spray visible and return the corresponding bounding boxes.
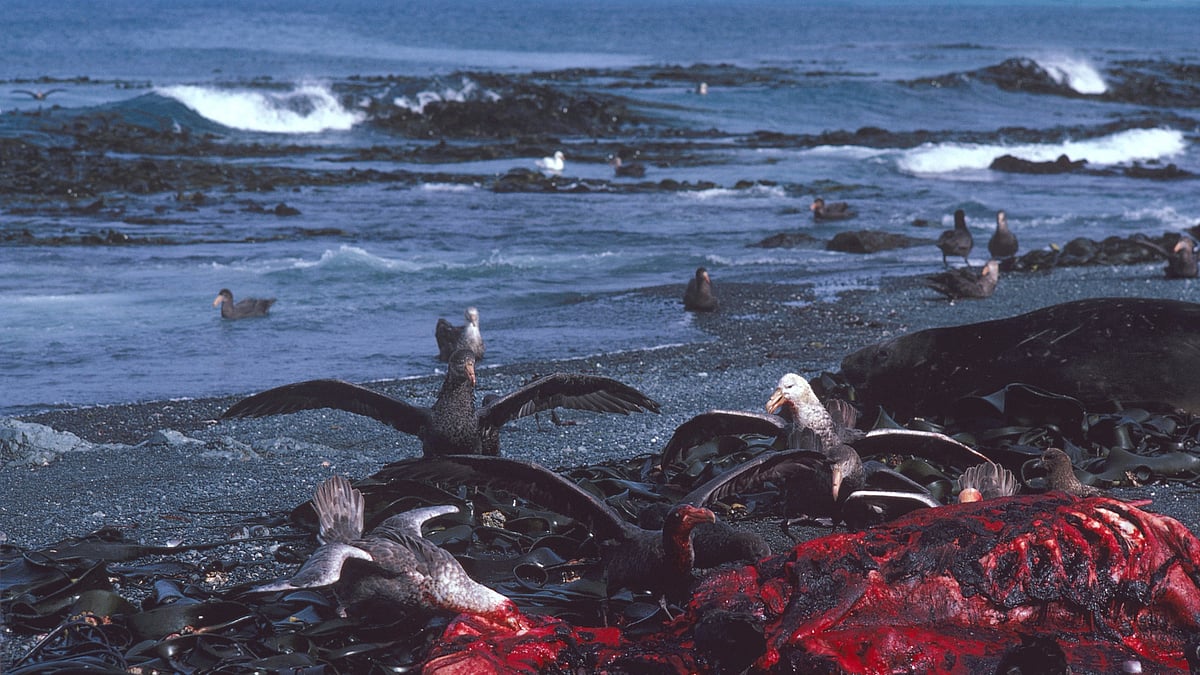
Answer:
[1033,54,1108,95]
[897,128,1185,174]
[158,83,363,133]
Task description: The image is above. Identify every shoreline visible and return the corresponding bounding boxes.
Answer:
[6,264,1200,538]
[4,264,1200,667]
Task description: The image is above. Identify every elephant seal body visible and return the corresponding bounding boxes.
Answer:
[840,297,1200,418]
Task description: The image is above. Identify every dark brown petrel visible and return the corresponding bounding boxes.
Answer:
[436,306,485,361]
[1134,234,1198,279]
[254,475,527,628]
[683,267,718,312]
[926,259,1000,300]
[1039,448,1104,497]
[212,288,276,319]
[987,210,1019,260]
[221,349,660,457]
[937,209,974,267]
[375,455,766,602]
[609,155,647,178]
[810,197,856,221]
[12,88,66,100]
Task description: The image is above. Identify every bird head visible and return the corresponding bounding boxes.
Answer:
[449,349,477,387]
[766,373,821,416]
[212,289,233,307]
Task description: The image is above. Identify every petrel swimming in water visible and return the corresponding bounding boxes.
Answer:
[609,155,647,178]
[212,288,275,319]
[683,267,718,312]
[535,150,565,174]
[254,475,527,628]
[937,209,974,267]
[221,349,660,456]
[436,306,485,361]
[810,197,856,221]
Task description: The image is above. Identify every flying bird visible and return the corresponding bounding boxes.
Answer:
[221,349,660,457]
[212,288,276,319]
[12,88,65,101]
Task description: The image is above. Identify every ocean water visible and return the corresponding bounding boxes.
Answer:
[2,1,1198,415]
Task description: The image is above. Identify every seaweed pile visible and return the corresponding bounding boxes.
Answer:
[5,376,1200,673]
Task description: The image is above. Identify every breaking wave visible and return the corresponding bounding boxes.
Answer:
[898,128,1185,175]
[1031,54,1108,95]
[157,83,363,133]
[392,77,501,114]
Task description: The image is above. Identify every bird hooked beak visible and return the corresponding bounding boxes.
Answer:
[212,294,225,307]
[766,386,788,416]
[681,504,717,527]
[465,359,476,387]
[830,464,844,501]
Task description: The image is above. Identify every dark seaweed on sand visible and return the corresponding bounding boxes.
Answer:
[4,381,1199,672]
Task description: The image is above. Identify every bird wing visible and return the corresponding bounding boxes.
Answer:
[680,448,828,507]
[254,542,372,591]
[371,455,633,541]
[478,373,660,427]
[853,429,990,469]
[658,410,789,469]
[221,379,431,436]
[374,504,459,539]
[435,318,461,357]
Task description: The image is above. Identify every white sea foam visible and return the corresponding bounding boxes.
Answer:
[290,245,417,271]
[420,182,480,193]
[1032,54,1108,95]
[684,184,787,200]
[898,128,1185,175]
[158,83,363,133]
[393,77,501,114]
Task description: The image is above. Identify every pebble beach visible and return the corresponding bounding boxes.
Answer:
[4,264,1200,668]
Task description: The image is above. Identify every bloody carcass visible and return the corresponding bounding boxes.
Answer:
[425,494,1200,674]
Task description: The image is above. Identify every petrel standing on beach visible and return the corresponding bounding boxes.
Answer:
[926,260,1000,300]
[937,209,974,267]
[221,349,660,457]
[987,210,1019,261]
[379,455,765,603]
[435,306,485,361]
[683,267,718,312]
